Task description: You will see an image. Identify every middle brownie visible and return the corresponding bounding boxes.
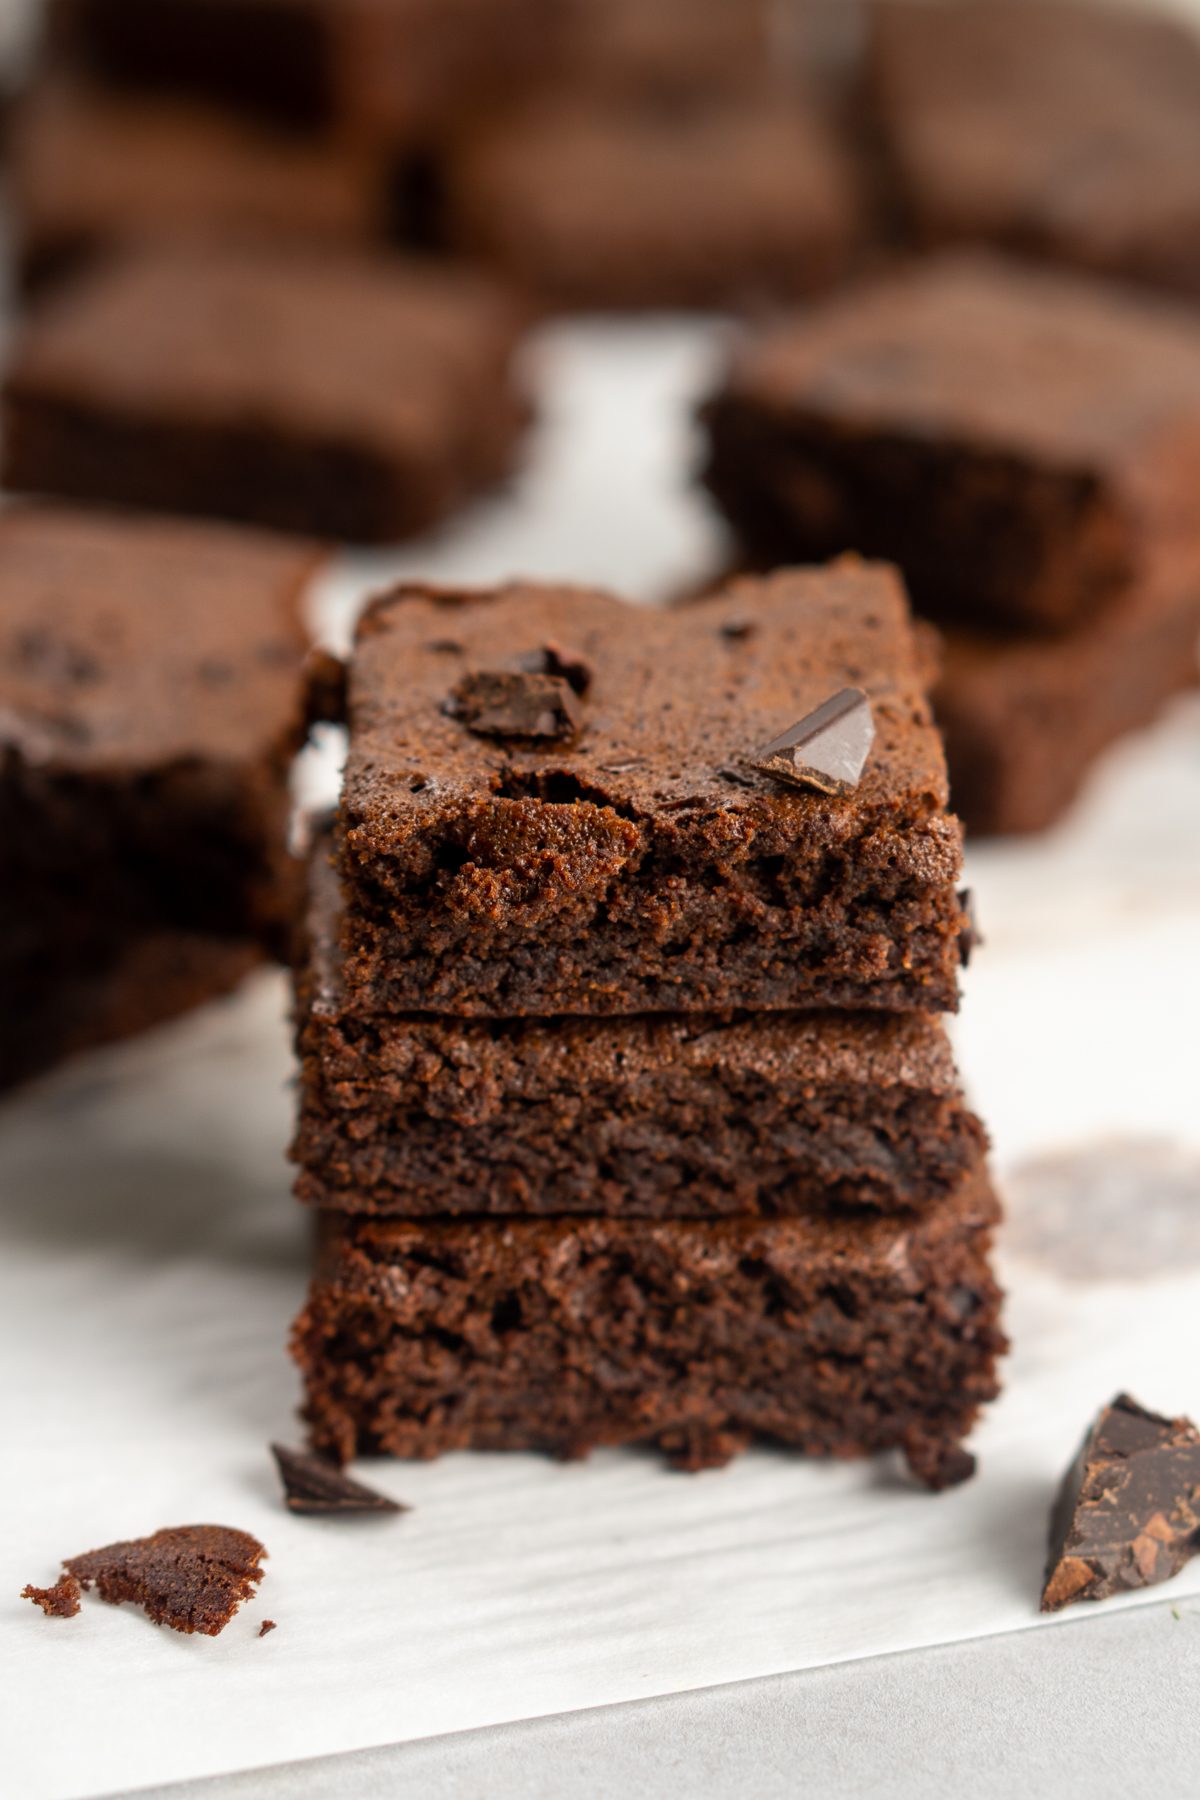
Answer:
[336,563,969,1017]
[296,850,985,1218]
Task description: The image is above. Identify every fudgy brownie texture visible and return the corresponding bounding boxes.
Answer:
[293,1163,1004,1484]
[9,76,381,291]
[2,244,530,543]
[335,566,967,1017]
[444,92,861,309]
[935,554,1200,837]
[868,0,1200,299]
[0,504,316,1084]
[62,1524,267,1634]
[47,0,556,139]
[700,253,1200,634]
[295,845,985,1216]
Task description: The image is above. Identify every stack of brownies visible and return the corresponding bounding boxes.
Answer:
[290,560,1005,1486]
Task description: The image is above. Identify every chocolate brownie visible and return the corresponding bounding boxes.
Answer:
[0,504,317,1084]
[868,0,1200,299]
[9,77,381,291]
[292,1162,1004,1482]
[934,552,1200,838]
[295,843,985,1216]
[62,1524,267,1634]
[444,92,861,309]
[48,0,557,139]
[700,253,1200,634]
[2,244,530,543]
[334,566,968,1018]
[551,0,773,101]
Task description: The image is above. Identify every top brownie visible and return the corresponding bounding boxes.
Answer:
[868,0,1200,300]
[336,564,967,1017]
[700,253,1200,633]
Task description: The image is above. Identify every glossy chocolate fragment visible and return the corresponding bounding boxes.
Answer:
[751,686,874,796]
[1041,1394,1200,1610]
[271,1442,405,1516]
[448,668,583,742]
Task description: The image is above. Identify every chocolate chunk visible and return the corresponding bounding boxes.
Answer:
[1041,1394,1200,1611]
[259,1618,278,1637]
[751,687,874,796]
[305,647,348,726]
[448,669,583,742]
[21,1574,82,1618]
[517,641,593,696]
[957,888,982,968]
[904,1435,977,1492]
[62,1525,267,1635]
[271,1442,406,1516]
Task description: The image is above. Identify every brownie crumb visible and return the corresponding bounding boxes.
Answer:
[271,1442,406,1516]
[258,1618,277,1637]
[52,1525,268,1635]
[21,1574,82,1618]
[903,1432,977,1492]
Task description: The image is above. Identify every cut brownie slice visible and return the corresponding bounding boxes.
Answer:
[700,253,1200,633]
[2,243,530,543]
[335,564,968,1017]
[868,0,1200,299]
[295,843,985,1216]
[552,0,774,102]
[935,553,1200,837]
[444,91,861,309]
[0,503,317,1084]
[292,1163,1005,1482]
[9,76,381,292]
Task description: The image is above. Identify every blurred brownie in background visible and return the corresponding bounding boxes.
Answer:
[443,92,863,309]
[2,244,531,543]
[0,504,319,1088]
[8,77,383,291]
[868,0,1200,299]
[699,253,1200,833]
[549,0,774,101]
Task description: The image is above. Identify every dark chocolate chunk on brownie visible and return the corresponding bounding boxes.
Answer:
[295,842,985,1216]
[1042,1395,1200,1610]
[334,564,967,1017]
[63,1525,267,1634]
[444,91,862,309]
[0,503,317,1085]
[2,244,530,543]
[700,253,1200,633]
[292,1162,1005,1482]
[868,0,1200,300]
[9,75,382,292]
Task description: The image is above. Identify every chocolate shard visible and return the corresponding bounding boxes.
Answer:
[1041,1394,1200,1611]
[63,1524,267,1635]
[259,1618,278,1637]
[517,641,593,696]
[271,1442,406,1516]
[958,888,983,968]
[21,1574,82,1618]
[448,669,583,742]
[751,687,874,796]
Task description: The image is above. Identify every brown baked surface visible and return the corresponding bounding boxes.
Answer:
[293,1163,1004,1485]
[2,244,530,542]
[335,564,967,1017]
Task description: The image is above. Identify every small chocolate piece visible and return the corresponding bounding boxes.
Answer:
[271,1442,405,1516]
[63,1524,267,1635]
[449,668,583,742]
[21,1574,82,1618]
[517,641,593,696]
[751,687,874,796]
[904,1436,977,1492]
[258,1618,277,1637]
[957,889,982,968]
[1041,1394,1200,1611]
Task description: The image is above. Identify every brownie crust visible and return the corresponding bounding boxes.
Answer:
[336,565,967,1017]
[700,254,1200,634]
[293,1165,1005,1482]
[2,245,530,544]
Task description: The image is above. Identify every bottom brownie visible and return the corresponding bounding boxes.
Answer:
[935,564,1200,837]
[293,1164,1004,1486]
[0,929,261,1091]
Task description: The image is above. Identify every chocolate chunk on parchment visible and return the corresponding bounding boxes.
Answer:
[271,1442,406,1516]
[61,1524,266,1635]
[1041,1394,1200,1611]
[21,1574,82,1618]
[259,1618,277,1637]
[751,687,874,796]
[448,669,583,741]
